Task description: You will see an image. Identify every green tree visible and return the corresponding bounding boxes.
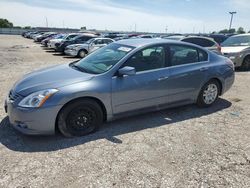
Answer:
[24,26,31,29]
[237,27,246,34]
[0,18,13,28]
[81,26,87,30]
[228,28,236,33]
[219,29,229,34]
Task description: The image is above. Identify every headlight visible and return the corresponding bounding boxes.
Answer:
[18,89,58,108]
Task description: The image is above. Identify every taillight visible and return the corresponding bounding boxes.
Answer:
[217,45,222,53]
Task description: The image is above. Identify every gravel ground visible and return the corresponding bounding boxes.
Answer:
[0,35,250,188]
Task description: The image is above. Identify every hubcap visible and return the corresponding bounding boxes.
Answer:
[203,83,218,104]
[67,109,95,132]
[79,51,85,58]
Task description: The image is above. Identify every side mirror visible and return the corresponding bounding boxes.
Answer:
[118,66,136,76]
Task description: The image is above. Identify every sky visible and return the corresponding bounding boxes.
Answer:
[0,0,250,33]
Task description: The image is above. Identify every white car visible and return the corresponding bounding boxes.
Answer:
[64,38,114,58]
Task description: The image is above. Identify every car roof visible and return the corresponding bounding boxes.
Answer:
[115,38,188,48]
[230,33,250,37]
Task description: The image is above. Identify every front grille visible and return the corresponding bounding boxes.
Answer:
[9,90,21,102]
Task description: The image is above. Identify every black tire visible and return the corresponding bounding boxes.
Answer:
[240,56,250,71]
[78,49,87,58]
[57,99,103,137]
[197,80,220,108]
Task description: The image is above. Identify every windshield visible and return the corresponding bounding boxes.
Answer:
[73,43,135,74]
[221,35,250,47]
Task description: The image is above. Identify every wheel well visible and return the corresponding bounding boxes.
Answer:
[55,97,107,133]
[79,48,88,54]
[209,78,223,95]
[243,54,250,62]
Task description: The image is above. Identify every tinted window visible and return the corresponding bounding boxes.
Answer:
[169,45,199,66]
[198,49,208,61]
[93,39,103,44]
[103,39,113,44]
[123,46,166,72]
[182,38,215,47]
[78,36,93,41]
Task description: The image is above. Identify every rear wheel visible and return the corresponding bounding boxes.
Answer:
[78,49,87,58]
[197,80,220,107]
[58,100,103,137]
[240,56,250,71]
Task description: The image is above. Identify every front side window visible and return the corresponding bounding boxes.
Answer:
[74,43,134,74]
[122,46,166,72]
[93,39,103,45]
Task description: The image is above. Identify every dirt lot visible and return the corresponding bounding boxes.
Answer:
[0,35,250,188]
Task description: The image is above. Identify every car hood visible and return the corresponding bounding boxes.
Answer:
[221,46,250,53]
[13,63,94,96]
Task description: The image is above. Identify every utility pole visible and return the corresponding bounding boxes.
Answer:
[229,11,236,30]
[45,17,48,28]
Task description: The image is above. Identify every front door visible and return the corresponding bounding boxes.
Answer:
[111,45,171,114]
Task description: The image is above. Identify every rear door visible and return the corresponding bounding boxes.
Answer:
[166,44,209,103]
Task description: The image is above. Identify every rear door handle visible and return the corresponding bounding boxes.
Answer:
[158,76,169,81]
[200,67,209,72]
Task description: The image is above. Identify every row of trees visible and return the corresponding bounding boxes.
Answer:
[1,18,250,34]
[0,18,31,29]
[218,27,247,34]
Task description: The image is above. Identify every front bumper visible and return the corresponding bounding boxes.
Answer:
[5,99,63,135]
[224,54,243,67]
[64,49,78,56]
[55,46,64,52]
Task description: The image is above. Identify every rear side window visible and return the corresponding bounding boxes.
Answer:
[169,45,208,66]
[182,38,215,47]
[198,49,208,61]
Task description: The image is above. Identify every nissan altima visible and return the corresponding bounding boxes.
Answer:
[4,39,235,137]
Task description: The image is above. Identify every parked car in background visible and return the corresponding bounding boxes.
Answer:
[34,32,58,42]
[31,31,49,40]
[47,33,79,49]
[65,38,114,58]
[221,34,250,70]
[5,39,234,137]
[137,35,153,38]
[55,33,97,53]
[25,31,48,39]
[41,33,65,47]
[206,34,228,45]
[164,35,222,54]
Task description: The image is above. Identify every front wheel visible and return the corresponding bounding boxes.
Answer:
[197,80,220,107]
[78,50,87,58]
[240,56,250,71]
[57,100,103,137]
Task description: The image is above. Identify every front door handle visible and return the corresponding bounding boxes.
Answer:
[200,67,209,72]
[158,76,169,81]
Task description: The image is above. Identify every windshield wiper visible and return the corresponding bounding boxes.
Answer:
[70,63,88,73]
